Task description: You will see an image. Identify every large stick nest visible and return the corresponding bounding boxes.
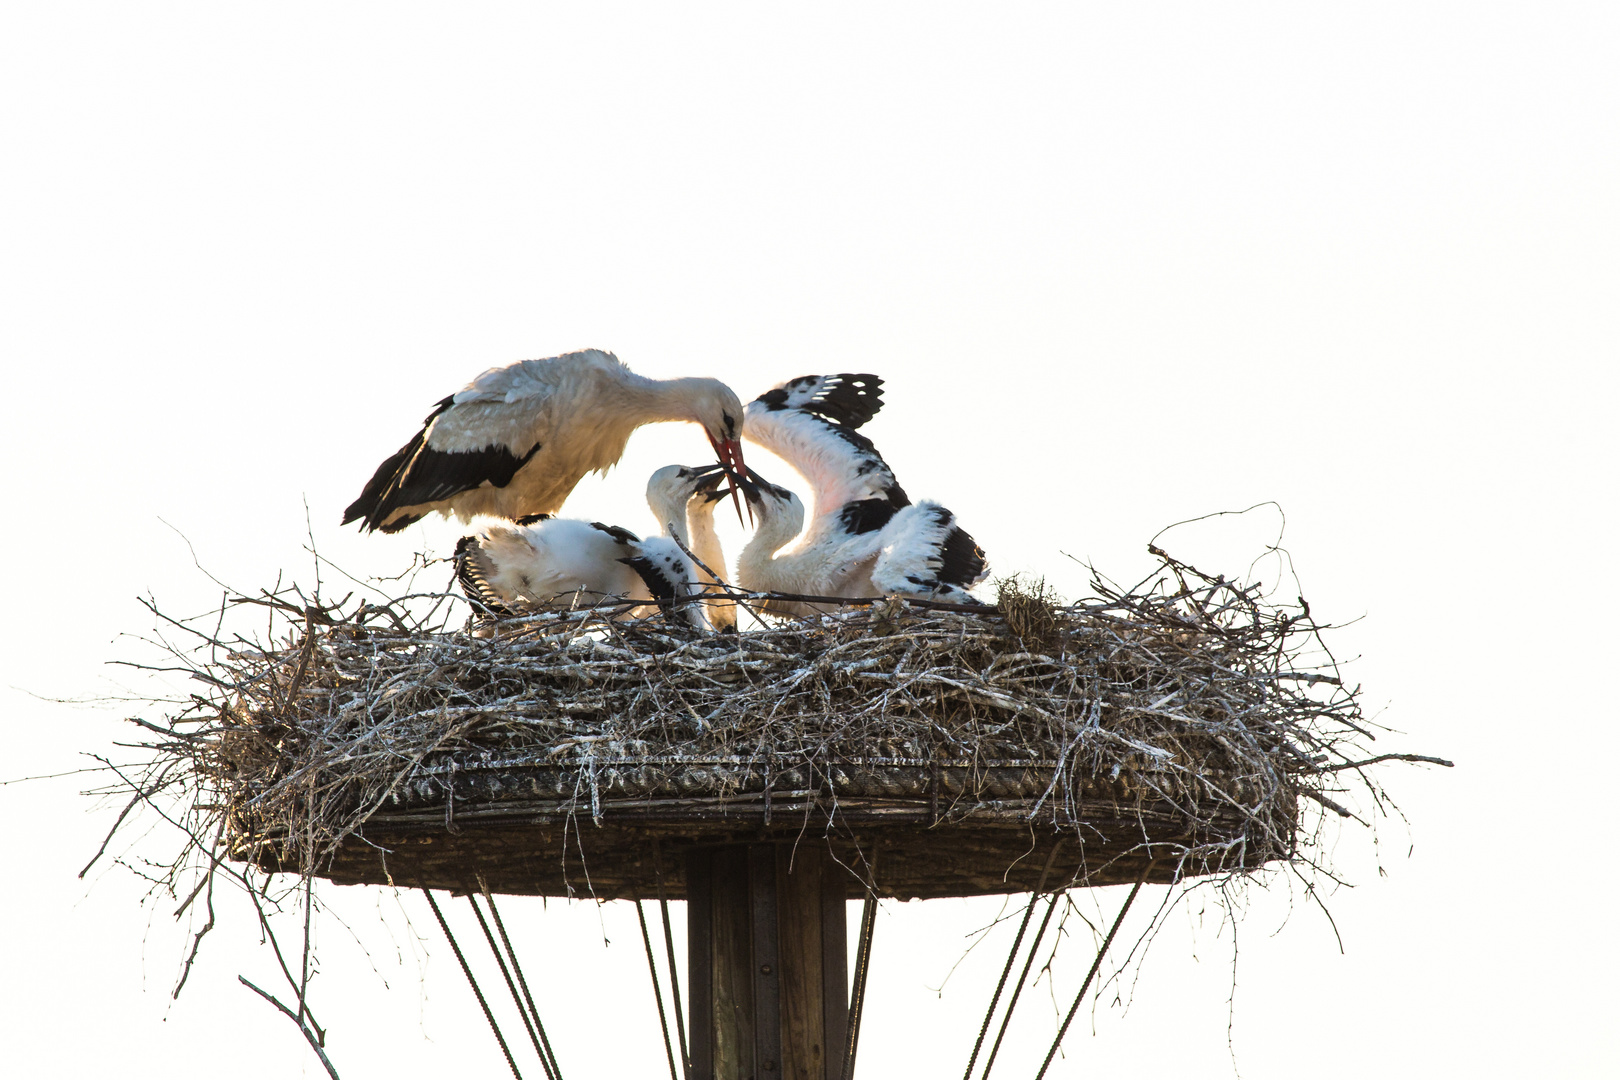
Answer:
[119,544,1438,901]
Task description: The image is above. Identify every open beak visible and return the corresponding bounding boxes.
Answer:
[707,435,753,525]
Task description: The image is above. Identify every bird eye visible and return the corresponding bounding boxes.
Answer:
[722,411,736,435]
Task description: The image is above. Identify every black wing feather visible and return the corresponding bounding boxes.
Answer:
[344,395,542,534]
[453,535,515,616]
[589,522,641,545]
[932,509,988,589]
[619,555,680,605]
[753,373,885,430]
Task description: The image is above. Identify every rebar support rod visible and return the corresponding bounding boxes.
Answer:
[1032,865,1155,1080]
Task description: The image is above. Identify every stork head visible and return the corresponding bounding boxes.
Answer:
[723,468,803,542]
[646,463,728,533]
[683,381,749,517]
[679,380,747,471]
[647,462,727,498]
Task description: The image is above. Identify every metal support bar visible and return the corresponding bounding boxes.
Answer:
[979,893,1060,1080]
[467,894,557,1080]
[480,886,565,1080]
[638,899,682,1080]
[1032,864,1155,1080]
[660,896,691,1080]
[841,890,878,1080]
[419,886,524,1080]
[964,843,1063,1080]
[652,843,691,1079]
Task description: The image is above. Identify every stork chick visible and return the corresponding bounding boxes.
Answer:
[645,463,737,632]
[455,515,707,630]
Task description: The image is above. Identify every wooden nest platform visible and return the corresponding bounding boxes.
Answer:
[243,756,1280,900]
[123,547,1398,905]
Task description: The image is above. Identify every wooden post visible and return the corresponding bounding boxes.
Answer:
[687,844,851,1080]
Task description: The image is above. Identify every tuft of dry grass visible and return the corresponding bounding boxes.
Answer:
[995,574,1063,649]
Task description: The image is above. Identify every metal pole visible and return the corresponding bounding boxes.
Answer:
[963,843,1064,1080]
[467,894,556,1080]
[638,899,682,1080]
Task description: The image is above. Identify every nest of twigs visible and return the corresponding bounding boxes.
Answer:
[114,544,1446,902]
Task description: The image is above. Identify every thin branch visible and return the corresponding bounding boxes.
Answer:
[238,976,342,1080]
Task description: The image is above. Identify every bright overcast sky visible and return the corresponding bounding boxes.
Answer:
[2,4,1615,1077]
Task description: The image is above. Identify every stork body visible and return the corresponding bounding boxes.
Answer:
[346,349,746,533]
[739,373,989,610]
[455,463,738,630]
[454,518,654,614]
[735,474,885,617]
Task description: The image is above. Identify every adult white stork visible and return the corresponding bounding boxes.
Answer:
[736,373,989,613]
[345,348,748,533]
[455,464,734,630]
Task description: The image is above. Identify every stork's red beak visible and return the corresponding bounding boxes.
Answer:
[707,435,752,525]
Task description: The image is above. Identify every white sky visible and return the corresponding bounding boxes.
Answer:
[2,3,1616,1076]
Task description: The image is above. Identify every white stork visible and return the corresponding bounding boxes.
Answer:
[455,464,735,630]
[645,463,738,632]
[736,373,989,613]
[733,473,875,616]
[345,348,748,533]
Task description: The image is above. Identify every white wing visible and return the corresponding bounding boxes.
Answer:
[744,374,909,545]
[870,502,989,603]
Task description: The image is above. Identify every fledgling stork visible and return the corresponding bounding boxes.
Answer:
[737,373,989,613]
[455,463,737,631]
[645,464,737,632]
[733,471,874,616]
[345,348,748,533]
[455,517,708,629]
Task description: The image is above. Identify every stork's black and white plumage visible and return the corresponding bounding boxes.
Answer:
[869,502,987,604]
[455,517,707,628]
[738,373,988,612]
[454,462,740,630]
[645,463,737,632]
[345,349,748,533]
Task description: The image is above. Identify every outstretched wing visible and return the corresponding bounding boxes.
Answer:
[744,373,909,541]
[751,373,885,429]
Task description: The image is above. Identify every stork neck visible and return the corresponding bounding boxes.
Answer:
[736,497,805,584]
[627,376,719,425]
[686,496,729,583]
[647,488,691,545]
